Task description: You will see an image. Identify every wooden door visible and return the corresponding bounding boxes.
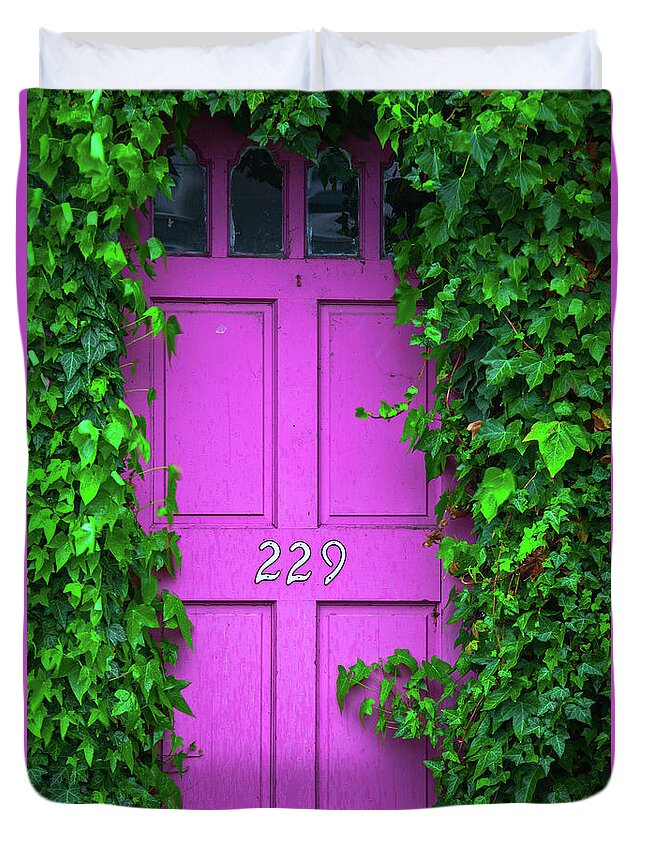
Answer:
[131,114,447,809]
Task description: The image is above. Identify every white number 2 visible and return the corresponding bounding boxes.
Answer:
[254,540,281,584]
[286,541,312,585]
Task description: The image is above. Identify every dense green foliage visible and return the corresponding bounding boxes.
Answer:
[26,91,199,805]
[26,88,351,806]
[338,90,612,804]
[27,88,611,806]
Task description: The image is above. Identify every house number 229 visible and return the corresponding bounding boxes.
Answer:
[254,540,346,586]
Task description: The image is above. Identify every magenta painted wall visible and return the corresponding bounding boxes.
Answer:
[127,114,451,809]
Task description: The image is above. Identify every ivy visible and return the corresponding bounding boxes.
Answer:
[28,87,611,807]
[26,87,357,806]
[338,90,612,805]
[26,90,203,806]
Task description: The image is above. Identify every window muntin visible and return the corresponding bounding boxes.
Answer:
[307,149,359,257]
[154,146,207,255]
[230,148,284,256]
[382,160,426,256]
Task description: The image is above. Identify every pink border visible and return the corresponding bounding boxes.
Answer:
[18,89,27,764]
[610,111,616,773]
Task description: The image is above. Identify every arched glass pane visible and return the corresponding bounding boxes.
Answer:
[230,148,283,256]
[154,146,207,255]
[382,160,426,256]
[307,149,359,256]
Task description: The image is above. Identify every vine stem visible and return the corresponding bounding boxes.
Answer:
[138,465,170,477]
[491,510,513,653]
[500,311,535,351]
[456,695,486,759]
[135,499,165,513]
[444,349,465,410]
[366,408,407,421]
[127,330,154,346]
[522,471,539,490]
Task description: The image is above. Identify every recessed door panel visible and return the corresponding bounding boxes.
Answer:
[157,302,275,524]
[319,303,431,524]
[172,604,273,809]
[317,604,437,810]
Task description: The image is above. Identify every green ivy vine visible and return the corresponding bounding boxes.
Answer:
[337,90,612,805]
[27,88,611,807]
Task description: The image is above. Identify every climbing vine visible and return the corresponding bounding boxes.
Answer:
[337,90,612,804]
[25,88,344,806]
[26,88,611,806]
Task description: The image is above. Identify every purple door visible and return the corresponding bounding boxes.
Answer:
[129,115,448,809]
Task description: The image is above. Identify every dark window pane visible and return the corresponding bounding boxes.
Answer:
[154,146,207,255]
[382,160,426,256]
[230,148,283,256]
[307,149,359,256]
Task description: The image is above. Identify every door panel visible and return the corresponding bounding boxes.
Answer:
[317,604,437,810]
[172,604,273,810]
[155,301,276,526]
[319,302,431,523]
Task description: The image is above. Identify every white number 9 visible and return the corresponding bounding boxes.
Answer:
[322,540,346,586]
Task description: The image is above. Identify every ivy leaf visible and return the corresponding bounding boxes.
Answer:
[71,419,99,468]
[507,158,543,197]
[59,351,84,382]
[163,315,182,360]
[246,92,265,114]
[125,603,159,649]
[581,213,611,242]
[469,129,498,172]
[359,697,376,726]
[548,732,567,758]
[51,203,73,241]
[379,677,395,709]
[77,131,106,175]
[475,419,522,455]
[147,236,166,263]
[350,659,372,685]
[518,350,556,390]
[68,666,92,704]
[514,765,544,803]
[112,689,138,716]
[103,419,126,451]
[447,308,482,342]
[422,656,455,686]
[475,467,516,522]
[523,421,591,476]
[512,702,532,740]
[72,519,96,555]
[418,203,449,250]
[336,665,351,712]
[393,279,419,326]
[27,187,43,232]
[540,194,562,231]
[105,624,127,645]
[438,175,471,225]
[481,346,518,386]
[384,649,418,674]
[157,463,181,526]
[79,468,104,505]
[162,590,194,649]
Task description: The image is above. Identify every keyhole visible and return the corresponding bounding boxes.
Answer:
[296,274,302,287]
